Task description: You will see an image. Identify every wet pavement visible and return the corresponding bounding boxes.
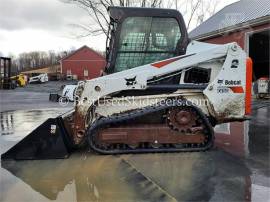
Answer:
[0,98,269,202]
[0,81,75,112]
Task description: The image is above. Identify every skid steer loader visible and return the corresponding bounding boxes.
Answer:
[1,7,253,160]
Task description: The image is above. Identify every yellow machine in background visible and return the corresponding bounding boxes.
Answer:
[0,57,26,89]
[10,74,27,87]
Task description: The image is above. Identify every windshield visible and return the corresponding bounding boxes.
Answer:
[115,17,181,72]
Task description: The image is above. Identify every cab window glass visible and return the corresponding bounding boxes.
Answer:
[115,17,181,72]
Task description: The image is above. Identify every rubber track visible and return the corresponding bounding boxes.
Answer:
[87,99,214,154]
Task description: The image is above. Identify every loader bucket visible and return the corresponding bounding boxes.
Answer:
[1,117,73,160]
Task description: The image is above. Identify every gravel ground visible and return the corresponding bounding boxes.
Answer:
[15,81,77,93]
[0,81,75,112]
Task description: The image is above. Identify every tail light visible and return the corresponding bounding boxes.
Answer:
[245,57,253,115]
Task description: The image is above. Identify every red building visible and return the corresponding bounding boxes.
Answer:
[189,0,269,81]
[61,46,106,80]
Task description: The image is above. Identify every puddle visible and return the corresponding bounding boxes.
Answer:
[0,107,269,202]
[1,153,176,202]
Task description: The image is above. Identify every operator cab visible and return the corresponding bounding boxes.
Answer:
[105,6,189,74]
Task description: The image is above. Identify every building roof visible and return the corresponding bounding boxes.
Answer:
[189,0,270,39]
[60,45,105,61]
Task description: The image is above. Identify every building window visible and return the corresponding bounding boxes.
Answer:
[67,69,71,75]
[84,69,88,77]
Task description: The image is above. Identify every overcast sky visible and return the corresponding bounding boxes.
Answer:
[0,0,238,56]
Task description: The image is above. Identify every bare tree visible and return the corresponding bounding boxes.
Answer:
[172,0,220,31]
[63,0,163,37]
[64,0,220,37]
[15,49,76,70]
[186,0,202,31]
[195,0,220,27]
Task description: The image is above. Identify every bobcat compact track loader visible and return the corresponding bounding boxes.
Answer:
[1,7,253,160]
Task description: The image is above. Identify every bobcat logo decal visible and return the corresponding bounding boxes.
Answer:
[125,76,137,86]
